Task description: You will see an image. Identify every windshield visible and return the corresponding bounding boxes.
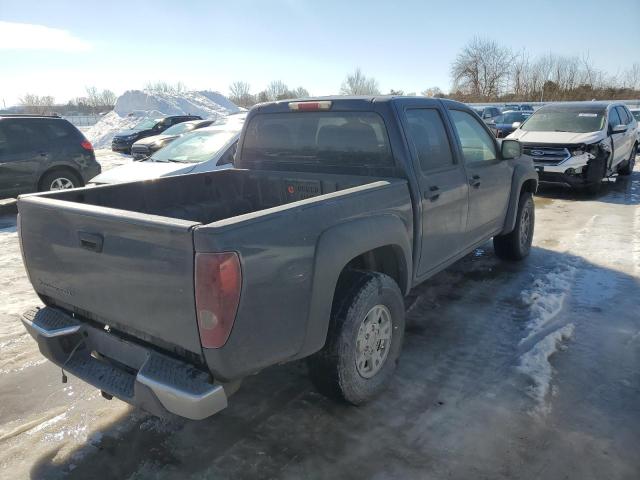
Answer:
[494,112,528,124]
[242,112,392,166]
[521,106,605,133]
[162,122,196,136]
[632,111,640,121]
[134,118,159,130]
[151,129,236,163]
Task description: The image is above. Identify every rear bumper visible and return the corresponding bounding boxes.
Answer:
[111,140,133,153]
[131,148,150,160]
[22,307,227,420]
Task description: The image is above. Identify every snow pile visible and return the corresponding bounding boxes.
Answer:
[519,262,577,343]
[114,90,240,119]
[517,323,574,414]
[85,90,240,149]
[84,110,153,149]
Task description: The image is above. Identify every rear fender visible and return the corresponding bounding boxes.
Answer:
[297,214,412,357]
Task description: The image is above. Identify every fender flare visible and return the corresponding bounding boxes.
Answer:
[297,214,412,357]
[500,165,538,235]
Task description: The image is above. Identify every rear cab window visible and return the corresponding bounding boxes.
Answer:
[242,112,392,167]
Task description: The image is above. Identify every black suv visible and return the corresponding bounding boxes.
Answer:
[0,115,101,198]
[111,115,202,153]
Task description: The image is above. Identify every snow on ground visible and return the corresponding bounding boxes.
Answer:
[94,149,132,172]
[517,323,575,414]
[85,90,240,149]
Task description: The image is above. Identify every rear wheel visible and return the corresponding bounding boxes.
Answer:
[307,270,405,405]
[39,170,83,192]
[493,191,534,261]
[617,144,637,176]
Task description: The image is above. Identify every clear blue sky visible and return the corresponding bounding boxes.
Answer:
[1,0,639,106]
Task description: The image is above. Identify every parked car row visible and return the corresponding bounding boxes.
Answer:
[111,115,202,154]
[471,103,535,123]
[91,113,246,185]
[0,112,247,198]
[1,100,637,200]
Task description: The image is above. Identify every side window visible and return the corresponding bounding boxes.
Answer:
[41,120,74,140]
[450,110,497,163]
[608,108,622,129]
[218,142,238,165]
[405,108,454,172]
[1,122,42,153]
[616,106,630,125]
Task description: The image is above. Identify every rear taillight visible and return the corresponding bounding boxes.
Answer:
[81,140,94,151]
[195,252,242,348]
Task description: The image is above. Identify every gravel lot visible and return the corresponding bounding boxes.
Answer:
[0,154,638,479]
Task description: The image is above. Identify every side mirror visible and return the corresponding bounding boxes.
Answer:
[512,122,522,128]
[501,139,521,159]
[611,124,627,134]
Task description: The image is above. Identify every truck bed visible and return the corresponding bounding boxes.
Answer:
[41,168,377,224]
[17,169,402,364]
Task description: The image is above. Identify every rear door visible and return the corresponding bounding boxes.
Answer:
[0,120,45,196]
[18,196,203,354]
[615,106,634,163]
[399,101,469,276]
[448,108,512,246]
[608,107,626,168]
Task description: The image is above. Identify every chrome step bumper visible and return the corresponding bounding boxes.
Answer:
[22,307,227,420]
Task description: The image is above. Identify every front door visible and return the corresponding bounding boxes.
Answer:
[401,105,469,277]
[448,109,512,247]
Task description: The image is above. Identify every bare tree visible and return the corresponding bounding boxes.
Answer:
[144,81,187,95]
[19,94,55,114]
[229,81,254,107]
[100,89,117,107]
[451,37,513,100]
[265,80,290,101]
[292,86,310,98]
[622,63,640,90]
[421,86,443,97]
[340,68,380,95]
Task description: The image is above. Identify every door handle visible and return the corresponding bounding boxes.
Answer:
[424,185,440,201]
[469,175,481,188]
[38,152,48,157]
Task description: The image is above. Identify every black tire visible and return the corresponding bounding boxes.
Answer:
[493,191,534,261]
[307,270,405,405]
[39,169,83,192]
[617,144,637,176]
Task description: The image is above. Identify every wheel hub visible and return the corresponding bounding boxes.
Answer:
[355,304,392,378]
[50,177,74,190]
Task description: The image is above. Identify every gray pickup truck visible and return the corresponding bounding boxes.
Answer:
[18,97,537,420]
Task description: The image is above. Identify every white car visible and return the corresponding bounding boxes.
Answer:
[90,113,246,185]
[508,102,638,193]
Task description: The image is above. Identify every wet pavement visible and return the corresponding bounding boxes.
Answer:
[0,165,639,479]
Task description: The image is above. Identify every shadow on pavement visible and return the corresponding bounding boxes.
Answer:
[28,244,640,480]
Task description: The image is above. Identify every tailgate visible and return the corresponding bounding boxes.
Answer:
[18,196,203,354]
